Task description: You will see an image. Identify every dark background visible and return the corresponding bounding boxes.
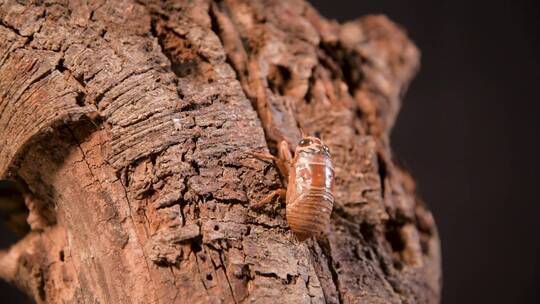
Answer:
[307,0,540,303]
[1,1,539,303]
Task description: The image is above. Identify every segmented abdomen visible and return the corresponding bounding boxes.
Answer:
[286,190,334,241]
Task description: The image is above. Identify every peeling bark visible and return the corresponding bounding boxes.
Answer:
[0,0,441,303]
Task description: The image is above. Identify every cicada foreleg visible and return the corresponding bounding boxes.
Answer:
[248,140,293,209]
[251,188,287,209]
[248,140,292,181]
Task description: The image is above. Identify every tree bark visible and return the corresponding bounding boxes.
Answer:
[0,0,441,303]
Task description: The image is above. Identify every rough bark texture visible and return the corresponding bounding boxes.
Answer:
[0,0,441,303]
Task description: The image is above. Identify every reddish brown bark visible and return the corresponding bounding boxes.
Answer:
[0,0,440,303]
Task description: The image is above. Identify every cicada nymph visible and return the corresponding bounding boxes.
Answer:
[252,136,334,241]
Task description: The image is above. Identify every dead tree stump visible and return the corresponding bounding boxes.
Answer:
[0,0,441,303]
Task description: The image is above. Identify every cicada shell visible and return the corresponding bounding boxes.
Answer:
[286,137,334,241]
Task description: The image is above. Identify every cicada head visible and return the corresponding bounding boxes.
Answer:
[296,136,330,157]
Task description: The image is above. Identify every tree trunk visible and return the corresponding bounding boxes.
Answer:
[0,0,441,303]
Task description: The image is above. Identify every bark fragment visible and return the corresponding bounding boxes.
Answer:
[0,0,440,303]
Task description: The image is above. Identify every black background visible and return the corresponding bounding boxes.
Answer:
[307,0,540,303]
[1,1,539,303]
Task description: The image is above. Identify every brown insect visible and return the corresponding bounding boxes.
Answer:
[252,136,335,241]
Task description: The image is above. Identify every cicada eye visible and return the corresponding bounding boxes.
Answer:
[323,145,330,154]
[299,138,313,147]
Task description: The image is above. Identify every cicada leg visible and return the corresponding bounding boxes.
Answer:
[248,140,293,209]
[250,188,287,209]
[248,140,293,181]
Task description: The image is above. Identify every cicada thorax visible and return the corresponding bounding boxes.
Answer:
[286,143,335,241]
